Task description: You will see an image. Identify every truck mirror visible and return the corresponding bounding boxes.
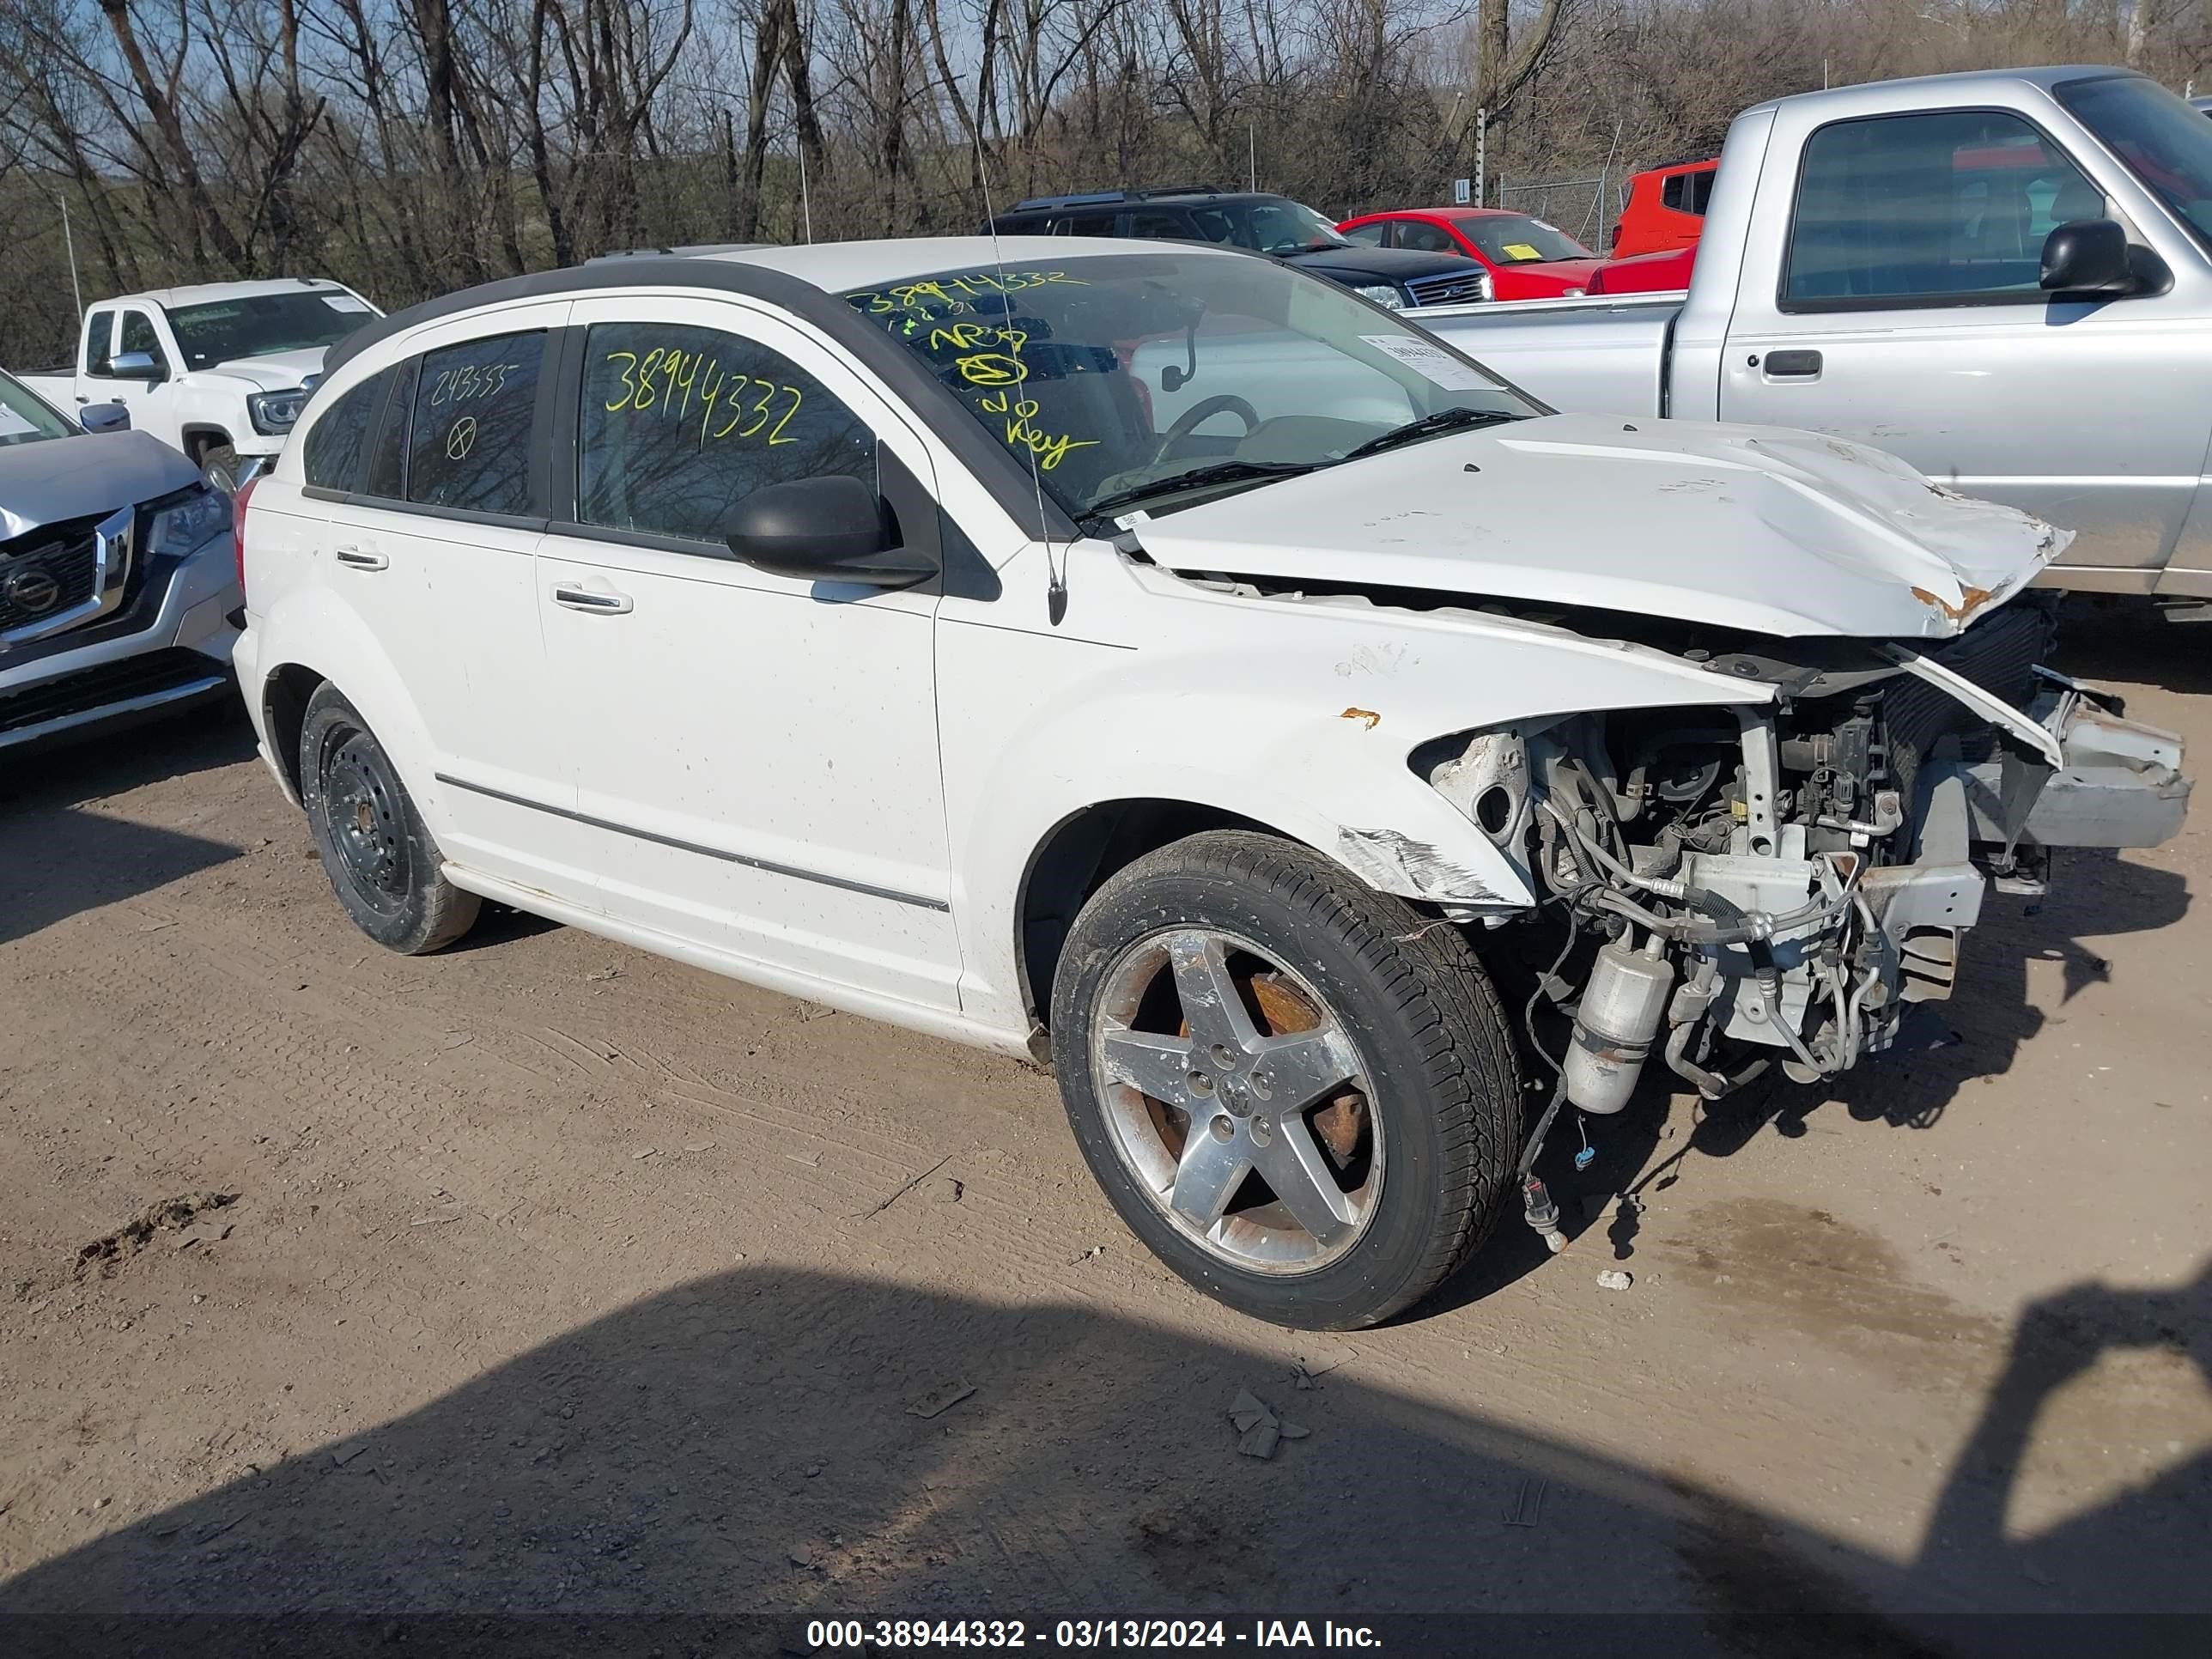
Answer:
[79,403,131,434]
[2039,220,2135,295]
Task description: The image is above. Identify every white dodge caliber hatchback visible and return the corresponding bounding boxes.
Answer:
[234,238,2186,1328]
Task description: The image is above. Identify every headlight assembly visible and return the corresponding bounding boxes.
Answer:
[145,484,232,558]
[1352,283,1407,311]
[247,387,311,434]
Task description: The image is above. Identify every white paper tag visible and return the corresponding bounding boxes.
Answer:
[0,403,40,438]
[1360,333,1490,390]
[322,295,372,313]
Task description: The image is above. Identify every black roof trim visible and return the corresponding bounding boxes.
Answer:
[319,255,1083,544]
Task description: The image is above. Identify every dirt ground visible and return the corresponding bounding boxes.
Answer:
[1,603,2207,1654]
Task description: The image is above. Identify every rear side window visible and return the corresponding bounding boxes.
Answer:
[1395,220,1460,253]
[404,331,544,514]
[577,321,875,547]
[1784,111,2098,307]
[1047,213,1116,236]
[302,368,392,493]
[83,310,117,376]
[1124,210,1197,239]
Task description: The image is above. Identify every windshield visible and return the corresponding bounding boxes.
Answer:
[2056,73,2212,250]
[1454,213,1593,264]
[0,373,72,447]
[1184,198,1351,255]
[845,252,1540,523]
[163,290,377,371]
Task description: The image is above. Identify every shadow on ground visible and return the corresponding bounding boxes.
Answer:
[0,706,253,946]
[0,1265,2203,1657]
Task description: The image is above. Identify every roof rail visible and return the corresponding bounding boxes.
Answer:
[1005,182,1227,212]
[584,243,768,263]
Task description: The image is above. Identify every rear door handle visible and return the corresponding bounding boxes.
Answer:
[333,545,389,572]
[1761,348,1823,379]
[553,583,633,615]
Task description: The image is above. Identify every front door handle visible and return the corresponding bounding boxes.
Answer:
[333,545,389,572]
[553,583,634,615]
[1761,348,1823,379]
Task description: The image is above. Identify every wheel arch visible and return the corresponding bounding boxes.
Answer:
[1014,797,1283,1031]
[261,661,328,805]
[179,423,234,462]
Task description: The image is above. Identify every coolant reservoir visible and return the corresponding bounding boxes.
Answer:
[1564,935,1674,1115]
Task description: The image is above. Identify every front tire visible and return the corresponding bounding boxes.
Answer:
[298,684,479,955]
[1051,830,1520,1329]
[198,444,244,494]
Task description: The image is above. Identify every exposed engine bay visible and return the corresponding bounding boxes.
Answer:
[1410,597,2190,1245]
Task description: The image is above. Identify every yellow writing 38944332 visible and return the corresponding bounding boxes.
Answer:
[602,349,802,447]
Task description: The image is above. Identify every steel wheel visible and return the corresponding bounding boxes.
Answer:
[320,731,413,912]
[1089,927,1382,1273]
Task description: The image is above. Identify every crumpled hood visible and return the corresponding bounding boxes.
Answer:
[1131,413,2070,639]
[193,347,328,392]
[0,431,201,540]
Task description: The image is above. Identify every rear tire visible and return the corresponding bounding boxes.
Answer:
[299,684,479,955]
[1050,830,1520,1329]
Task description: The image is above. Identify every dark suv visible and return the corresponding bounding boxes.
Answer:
[985,188,1493,308]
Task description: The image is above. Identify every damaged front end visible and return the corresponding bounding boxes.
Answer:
[1421,601,2189,1152]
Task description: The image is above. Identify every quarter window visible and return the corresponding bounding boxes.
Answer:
[302,368,392,493]
[404,331,545,515]
[578,322,876,546]
[1784,111,2101,307]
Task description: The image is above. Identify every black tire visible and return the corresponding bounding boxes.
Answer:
[1050,830,1520,1329]
[298,684,479,955]
[198,444,243,494]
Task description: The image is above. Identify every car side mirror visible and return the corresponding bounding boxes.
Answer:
[2040,220,2136,295]
[79,402,131,434]
[111,349,166,382]
[723,475,935,589]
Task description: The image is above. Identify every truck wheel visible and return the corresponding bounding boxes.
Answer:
[1050,830,1519,1329]
[198,445,243,494]
[298,684,479,955]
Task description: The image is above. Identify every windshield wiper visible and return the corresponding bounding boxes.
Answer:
[1335,406,1524,463]
[1082,459,1321,525]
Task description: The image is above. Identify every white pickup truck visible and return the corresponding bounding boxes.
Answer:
[1422,66,2212,600]
[16,279,383,493]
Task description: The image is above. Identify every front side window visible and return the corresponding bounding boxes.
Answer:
[119,311,167,374]
[845,254,1537,523]
[578,322,876,545]
[164,291,377,372]
[302,368,392,492]
[2056,72,2212,252]
[83,310,117,377]
[0,373,73,447]
[1784,110,2100,307]
[1395,220,1460,253]
[404,331,544,515]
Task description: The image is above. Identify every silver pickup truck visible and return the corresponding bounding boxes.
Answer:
[1422,66,2212,600]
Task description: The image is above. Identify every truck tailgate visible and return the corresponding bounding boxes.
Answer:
[1419,295,1680,420]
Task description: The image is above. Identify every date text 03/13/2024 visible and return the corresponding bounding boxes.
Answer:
[805,1620,1383,1650]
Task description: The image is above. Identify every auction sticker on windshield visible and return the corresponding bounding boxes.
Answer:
[1359,335,1490,391]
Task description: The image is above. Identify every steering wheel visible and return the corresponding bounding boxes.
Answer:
[1154,393,1261,463]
